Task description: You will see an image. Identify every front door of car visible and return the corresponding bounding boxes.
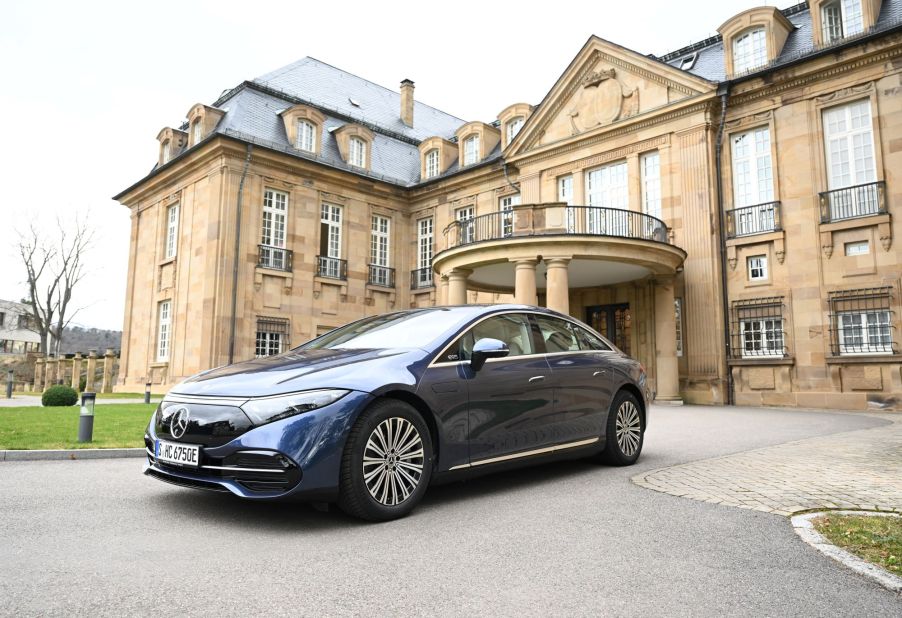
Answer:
[533,315,613,444]
[452,313,556,463]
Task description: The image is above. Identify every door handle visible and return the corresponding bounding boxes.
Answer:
[593,370,607,377]
[528,375,545,383]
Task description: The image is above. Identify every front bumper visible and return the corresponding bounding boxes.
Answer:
[144,390,372,500]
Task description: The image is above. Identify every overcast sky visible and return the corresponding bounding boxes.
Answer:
[0,0,793,330]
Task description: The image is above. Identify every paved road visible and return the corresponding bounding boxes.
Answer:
[0,395,161,407]
[1,405,900,616]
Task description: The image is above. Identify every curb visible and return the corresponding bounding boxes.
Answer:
[791,511,902,595]
[0,448,146,462]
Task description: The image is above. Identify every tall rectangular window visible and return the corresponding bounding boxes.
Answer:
[822,0,864,43]
[192,121,202,146]
[161,141,171,164]
[255,317,289,357]
[157,300,171,362]
[641,151,661,220]
[506,117,524,144]
[297,120,315,153]
[164,203,179,259]
[417,218,433,270]
[319,204,343,279]
[369,214,391,287]
[586,161,628,234]
[425,149,439,178]
[675,298,684,357]
[349,137,366,167]
[456,206,475,244]
[731,297,785,358]
[829,287,895,356]
[733,28,767,73]
[731,127,774,208]
[260,189,288,269]
[559,175,576,232]
[463,135,480,166]
[823,99,878,220]
[499,194,520,237]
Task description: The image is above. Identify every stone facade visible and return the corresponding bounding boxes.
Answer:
[115,1,902,409]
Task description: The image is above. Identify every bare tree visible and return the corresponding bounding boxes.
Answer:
[16,217,93,355]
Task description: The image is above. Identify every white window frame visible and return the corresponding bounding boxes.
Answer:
[731,127,774,209]
[255,331,283,358]
[192,121,202,146]
[844,240,869,256]
[559,175,576,232]
[838,310,892,355]
[456,206,475,244]
[641,151,661,220]
[506,117,524,144]
[425,149,440,179]
[349,137,366,168]
[297,120,315,153]
[321,204,342,259]
[733,28,767,73]
[499,195,520,238]
[586,161,629,235]
[417,218,433,271]
[157,300,171,362]
[822,0,864,43]
[675,298,684,357]
[740,318,784,358]
[164,203,179,260]
[370,215,390,268]
[463,135,479,166]
[161,141,171,164]
[747,255,768,281]
[823,99,876,191]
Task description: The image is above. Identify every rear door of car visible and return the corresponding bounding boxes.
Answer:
[533,314,613,444]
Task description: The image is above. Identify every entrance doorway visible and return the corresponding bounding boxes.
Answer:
[586,304,631,355]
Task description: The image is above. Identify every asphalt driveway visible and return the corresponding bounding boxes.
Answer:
[1,405,899,616]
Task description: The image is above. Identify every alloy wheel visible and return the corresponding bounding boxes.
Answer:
[615,400,642,456]
[362,417,424,506]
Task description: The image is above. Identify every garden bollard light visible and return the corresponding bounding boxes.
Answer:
[144,382,152,404]
[6,370,13,399]
[78,392,96,443]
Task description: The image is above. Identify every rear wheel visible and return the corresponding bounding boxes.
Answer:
[338,399,433,521]
[600,390,644,466]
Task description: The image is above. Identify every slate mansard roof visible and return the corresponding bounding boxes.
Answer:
[126,1,902,195]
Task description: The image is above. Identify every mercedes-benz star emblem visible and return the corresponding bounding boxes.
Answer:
[170,406,190,439]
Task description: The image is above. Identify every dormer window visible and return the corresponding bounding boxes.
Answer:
[679,53,698,71]
[349,136,366,168]
[297,119,315,153]
[733,28,767,73]
[162,141,171,164]
[425,149,439,179]
[463,135,480,166]
[821,0,864,44]
[192,120,202,146]
[506,117,524,144]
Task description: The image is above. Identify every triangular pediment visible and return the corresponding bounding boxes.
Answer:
[508,36,717,157]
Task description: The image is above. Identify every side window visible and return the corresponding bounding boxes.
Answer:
[535,316,581,353]
[449,314,535,361]
[574,325,612,351]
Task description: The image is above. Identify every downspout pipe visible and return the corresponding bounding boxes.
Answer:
[228,144,253,365]
[714,83,734,405]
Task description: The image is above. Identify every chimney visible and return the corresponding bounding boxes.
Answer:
[400,79,414,127]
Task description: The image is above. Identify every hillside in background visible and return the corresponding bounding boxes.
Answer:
[59,326,121,354]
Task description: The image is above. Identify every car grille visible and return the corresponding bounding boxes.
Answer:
[146,439,301,495]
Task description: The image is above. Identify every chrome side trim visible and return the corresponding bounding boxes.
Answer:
[145,447,155,458]
[201,464,285,474]
[448,437,600,470]
[162,393,249,406]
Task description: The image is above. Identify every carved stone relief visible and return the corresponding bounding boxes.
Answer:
[568,68,639,135]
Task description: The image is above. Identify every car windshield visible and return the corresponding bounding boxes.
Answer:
[298,309,457,351]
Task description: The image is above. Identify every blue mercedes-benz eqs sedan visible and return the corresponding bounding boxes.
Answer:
[145,305,649,521]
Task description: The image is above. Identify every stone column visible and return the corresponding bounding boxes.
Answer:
[653,276,682,403]
[438,275,449,306]
[33,359,44,392]
[101,348,115,394]
[71,353,82,391]
[447,269,471,306]
[43,357,55,391]
[512,258,538,306]
[85,351,97,392]
[544,257,571,315]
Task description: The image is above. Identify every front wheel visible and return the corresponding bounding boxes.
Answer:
[338,399,433,521]
[600,390,644,466]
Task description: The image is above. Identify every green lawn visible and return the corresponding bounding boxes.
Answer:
[0,404,154,450]
[814,514,902,576]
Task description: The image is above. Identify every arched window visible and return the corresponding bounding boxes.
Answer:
[297,119,315,153]
[425,149,439,178]
[506,117,524,144]
[733,28,767,73]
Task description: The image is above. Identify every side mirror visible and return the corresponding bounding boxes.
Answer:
[470,338,509,371]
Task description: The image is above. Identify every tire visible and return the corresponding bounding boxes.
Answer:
[600,390,644,466]
[338,399,433,522]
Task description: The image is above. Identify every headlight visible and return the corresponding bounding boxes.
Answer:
[240,389,350,425]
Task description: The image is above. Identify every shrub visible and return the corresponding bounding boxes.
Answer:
[42,385,79,407]
[79,376,86,392]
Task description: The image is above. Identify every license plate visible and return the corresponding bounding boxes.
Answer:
[155,439,201,468]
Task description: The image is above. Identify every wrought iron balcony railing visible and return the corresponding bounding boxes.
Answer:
[819,181,886,223]
[368,264,395,288]
[410,267,433,290]
[316,256,347,280]
[443,204,670,249]
[257,245,292,271]
[725,201,782,238]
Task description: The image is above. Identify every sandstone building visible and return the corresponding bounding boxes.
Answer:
[114,1,902,409]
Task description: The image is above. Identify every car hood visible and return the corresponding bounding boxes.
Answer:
[168,347,430,398]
